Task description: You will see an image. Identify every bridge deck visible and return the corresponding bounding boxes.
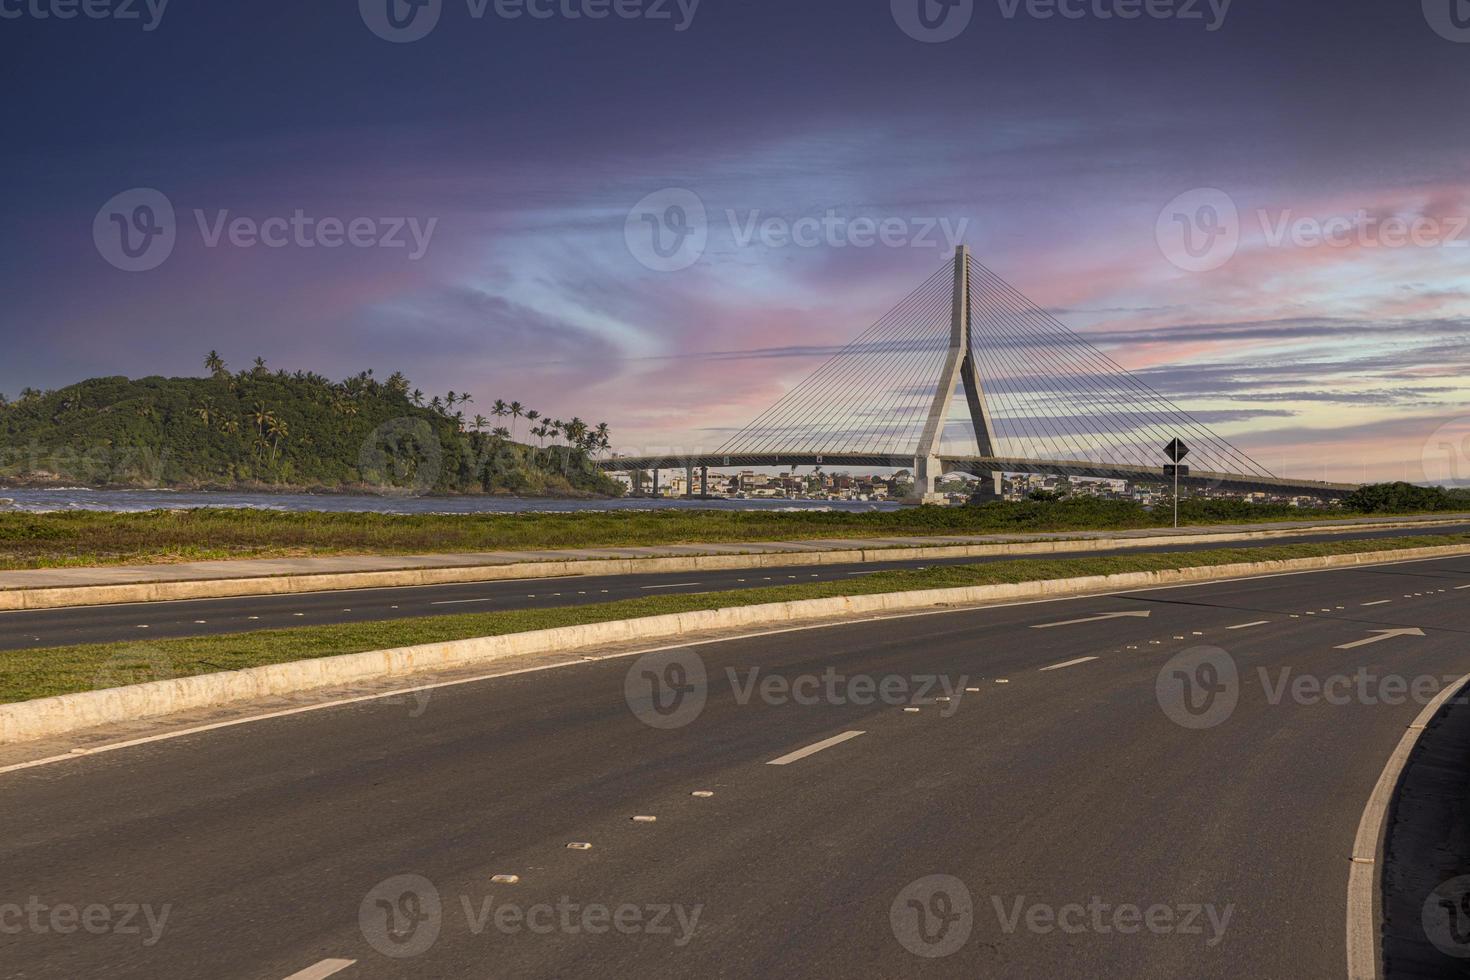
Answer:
[594,453,1357,496]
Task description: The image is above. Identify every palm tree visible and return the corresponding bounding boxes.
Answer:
[473,414,489,433]
[429,396,443,413]
[446,391,458,410]
[565,417,588,448]
[204,351,226,378]
[492,426,510,440]
[508,401,524,440]
[252,357,268,378]
[492,399,509,427]
[250,403,271,437]
[192,402,215,427]
[266,416,289,463]
[411,388,424,407]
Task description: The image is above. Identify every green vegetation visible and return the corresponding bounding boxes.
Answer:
[5,531,1466,704]
[0,493,1463,570]
[1343,481,1467,513]
[0,354,621,497]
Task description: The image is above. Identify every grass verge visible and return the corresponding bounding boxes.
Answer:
[0,499,1461,570]
[4,533,1469,705]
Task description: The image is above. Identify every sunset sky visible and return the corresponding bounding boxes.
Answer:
[4,0,1469,483]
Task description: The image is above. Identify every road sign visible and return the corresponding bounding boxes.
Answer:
[1164,465,1190,479]
[1164,438,1190,463]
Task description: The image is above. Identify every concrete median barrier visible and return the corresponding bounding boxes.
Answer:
[4,541,1470,744]
[0,517,1462,611]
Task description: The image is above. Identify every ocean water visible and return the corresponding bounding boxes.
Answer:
[0,488,903,515]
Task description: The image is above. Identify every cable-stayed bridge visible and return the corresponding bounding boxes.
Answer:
[599,247,1356,501]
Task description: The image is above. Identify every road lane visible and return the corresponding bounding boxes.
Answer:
[1,556,1469,977]
[2,522,1468,650]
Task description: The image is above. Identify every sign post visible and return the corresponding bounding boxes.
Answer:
[1164,439,1190,528]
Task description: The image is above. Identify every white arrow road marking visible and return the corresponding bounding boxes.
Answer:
[1031,611,1152,629]
[283,960,355,980]
[1335,628,1427,650]
[766,731,866,766]
[1040,657,1100,672]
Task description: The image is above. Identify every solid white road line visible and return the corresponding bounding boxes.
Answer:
[1346,672,1470,980]
[1335,628,1426,650]
[1040,657,1099,672]
[765,731,866,766]
[283,959,356,980]
[1226,620,1271,630]
[1031,611,1151,629]
[1361,600,1392,607]
[640,583,702,590]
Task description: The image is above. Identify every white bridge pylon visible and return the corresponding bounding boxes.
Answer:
[600,247,1356,500]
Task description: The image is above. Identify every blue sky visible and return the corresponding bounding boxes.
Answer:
[3,0,1469,482]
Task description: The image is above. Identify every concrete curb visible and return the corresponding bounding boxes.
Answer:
[4,542,1470,744]
[0,517,1461,611]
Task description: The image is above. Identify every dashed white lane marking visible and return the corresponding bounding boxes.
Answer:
[432,597,509,606]
[766,730,866,766]
[1040,657,1100,672]
[1361,600,1392,607]
[640,583,702,590]
[1457,585,1470,590]
[283,959,355,980]
[13,551,1461,777]
[1227,620,1271,630]
[491,874,520,885]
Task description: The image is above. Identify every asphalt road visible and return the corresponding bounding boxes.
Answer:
[2,520,1468,650]
[3,554,1470,978]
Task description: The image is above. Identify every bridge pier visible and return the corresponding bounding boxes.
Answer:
[685,463,696,498]
[700,465,709,497]
[914,455,946,505]
[652,469,660,498]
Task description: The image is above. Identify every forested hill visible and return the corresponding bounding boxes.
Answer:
[0,357,623,497]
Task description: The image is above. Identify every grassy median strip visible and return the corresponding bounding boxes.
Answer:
[4,533,1469,705]
[0,498,1455,570]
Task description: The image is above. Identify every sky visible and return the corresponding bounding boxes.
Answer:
[3,0,1470,484]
